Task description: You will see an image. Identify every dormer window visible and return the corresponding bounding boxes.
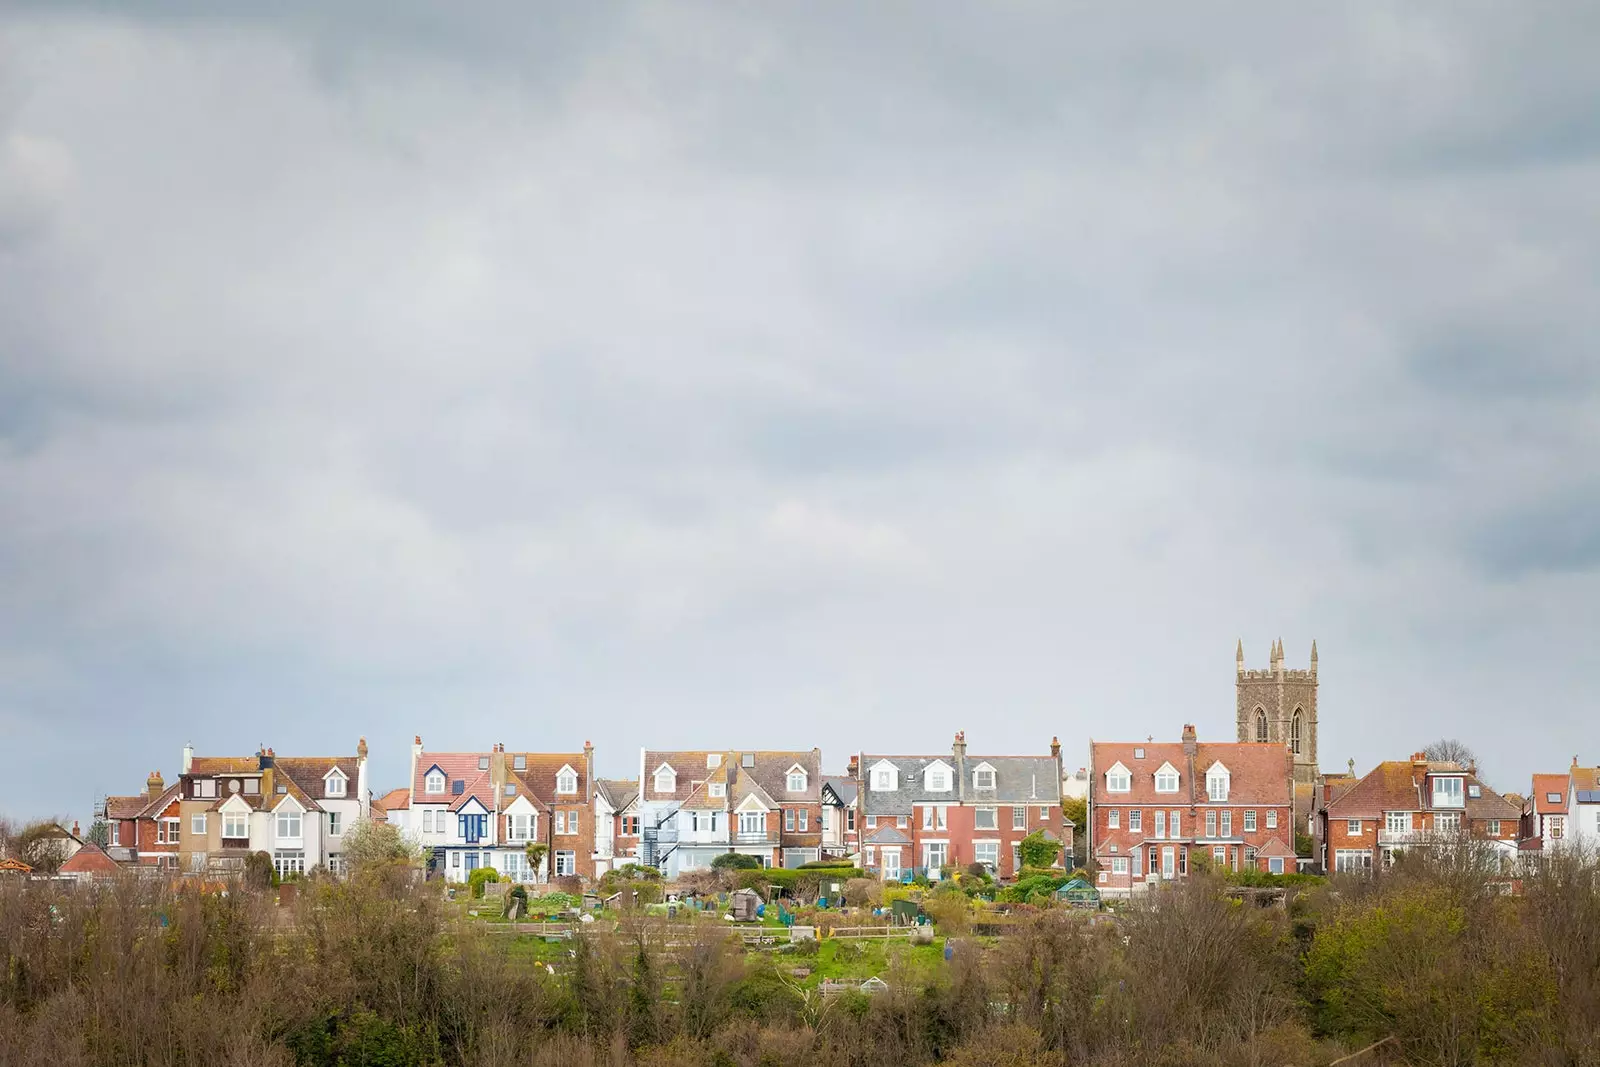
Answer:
[1105,763,1131,793]
[324,769,347,797]
[973,763,996,790]
[425,771,445,794]
[786,767,807,792]
[927,767,951,792]
[1431,776,1464,808]
[1154,763,1179,793]
[708,782,725,797]
[870,761,899,792]
[655,765,677,795]
[556,766,579,794]
[1206,763,1230,802]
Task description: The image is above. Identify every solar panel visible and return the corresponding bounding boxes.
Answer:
[1576,791,1600,804]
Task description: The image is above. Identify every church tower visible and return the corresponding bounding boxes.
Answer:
[1236,638,1319,785]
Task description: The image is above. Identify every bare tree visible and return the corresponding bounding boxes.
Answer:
[1423,738,1478,772]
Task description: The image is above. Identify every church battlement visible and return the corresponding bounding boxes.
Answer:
[1235,638,1319,778]
[1237,668,1315,681]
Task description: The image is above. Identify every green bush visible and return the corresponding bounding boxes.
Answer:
[467,867,500,899]
[711,853,762,870]
[1018,831,1061,869]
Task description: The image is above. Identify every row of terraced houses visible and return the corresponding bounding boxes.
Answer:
[71,642,1598,892]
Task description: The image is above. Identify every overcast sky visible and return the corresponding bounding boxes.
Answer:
[3,4,1597,822]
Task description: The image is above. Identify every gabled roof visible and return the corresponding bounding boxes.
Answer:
[860,750,1064,815]
[376,787,410,813]
[1326,760,1518,821]
[731,769,776,811]
[1254,837,1298,859]
[821,776,858,806]
[595,779,639,811]
[413,753,491,803]
[1570,765,1600,801]
[1090,739,1292,807]
[642,751,721,803]
[1532,774,1568,814]
[60,843,121,875]
[864,825,911,845]
[727,750,822,805]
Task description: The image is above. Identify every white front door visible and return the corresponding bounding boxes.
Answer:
[924,842,947,872]
[883,848,901,880]
[1161,846,1175,878]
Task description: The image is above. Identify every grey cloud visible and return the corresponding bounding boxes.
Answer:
[1,5,1598,817]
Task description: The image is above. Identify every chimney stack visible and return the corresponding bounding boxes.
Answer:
[584,740,595,803]
[71,820,80,838]
[357,736,368,760]
[1050,736,1061,760]
[847,754,859,778]
[146,770,165,798]
[1181,724,1198,760]
[490,744,508,811]
[182,742,194,774]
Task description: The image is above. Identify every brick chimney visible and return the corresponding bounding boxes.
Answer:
[584,740,596,803]
[1181,724,1198,760]
[1182,725,1198,805]
[71,820,80,839]
[847,754,859,778]
[952,731,968,801]
[146,770,165,799]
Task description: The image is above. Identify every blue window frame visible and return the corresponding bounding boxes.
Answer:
[459,814,487,843]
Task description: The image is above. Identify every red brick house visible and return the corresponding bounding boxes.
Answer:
[1321,754,1520,872]
[1088,725,1295,897]
[856,733,1066,881]
[104,771,182,868]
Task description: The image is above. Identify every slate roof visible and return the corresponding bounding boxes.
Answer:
[864,825,911,845]
[595,779,639,811]
[1326,760,1518,822]
[860,748,1063,817]
[1089,740,1292,807]
[822,776,858,806]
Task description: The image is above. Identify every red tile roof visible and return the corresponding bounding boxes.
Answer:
[59,844,121,875]
[1570,766,1600,794]
[1090,739,1293,807]
[1327,760,1517,821]
[376,788,410,813]
[1533,774,1568,814]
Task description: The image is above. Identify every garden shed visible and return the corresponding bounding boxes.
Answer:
[729,887,762,921]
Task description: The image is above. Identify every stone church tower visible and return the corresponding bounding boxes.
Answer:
[1236,638,1319,785]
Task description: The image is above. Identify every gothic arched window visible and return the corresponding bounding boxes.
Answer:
[1291,710,1303,755]
[1255,709,1268,743]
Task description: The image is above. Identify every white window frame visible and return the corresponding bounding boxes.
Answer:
[975,806,998,831]
[1346,818,1361,835]
[1266,810,1278,829]
[556,767,578,795]
[273,850,305,878]
[1107,809,1120,829]
[1431,776,1464,809]
[195,778,217,799]
[787,769,807,793]
[1386,811,1410,834]
[654,767,677,795]
[1012,806,1027,830]
[974,767,996,790]
[109,823,121,846]
[276,809,302,840]
[1220,811,1232,837]
[1110,857,1129,874]
[708,782,726,797]
[1435,811,1461,834]
[223,812,248,839]
[872,763,898,791]
[798,808,808,832]
[1243,810,1256,833]
[191,813,207,836]
[974,841,999,869]
[1105,763,1131,793]
[1154,764,1179,793]
[1206,765,1230,802]
[328,811,342,837]
[553,851,575,876]
[927,767,951,792]
[1154,810,1166,838]
[784,809,796,832]
[324,772,347,798]
[1170,811,1181,838]
[1488,819,1501,836]
[425,772,445,795]
[1128,809,1142,833]
[738,810,764,836]
[1205,810,1216,838]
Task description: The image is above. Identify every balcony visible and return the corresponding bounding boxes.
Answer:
[733,832,778,847]
[1379,829,1434,846]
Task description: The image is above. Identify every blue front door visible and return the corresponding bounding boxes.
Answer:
[465,852,480,872]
